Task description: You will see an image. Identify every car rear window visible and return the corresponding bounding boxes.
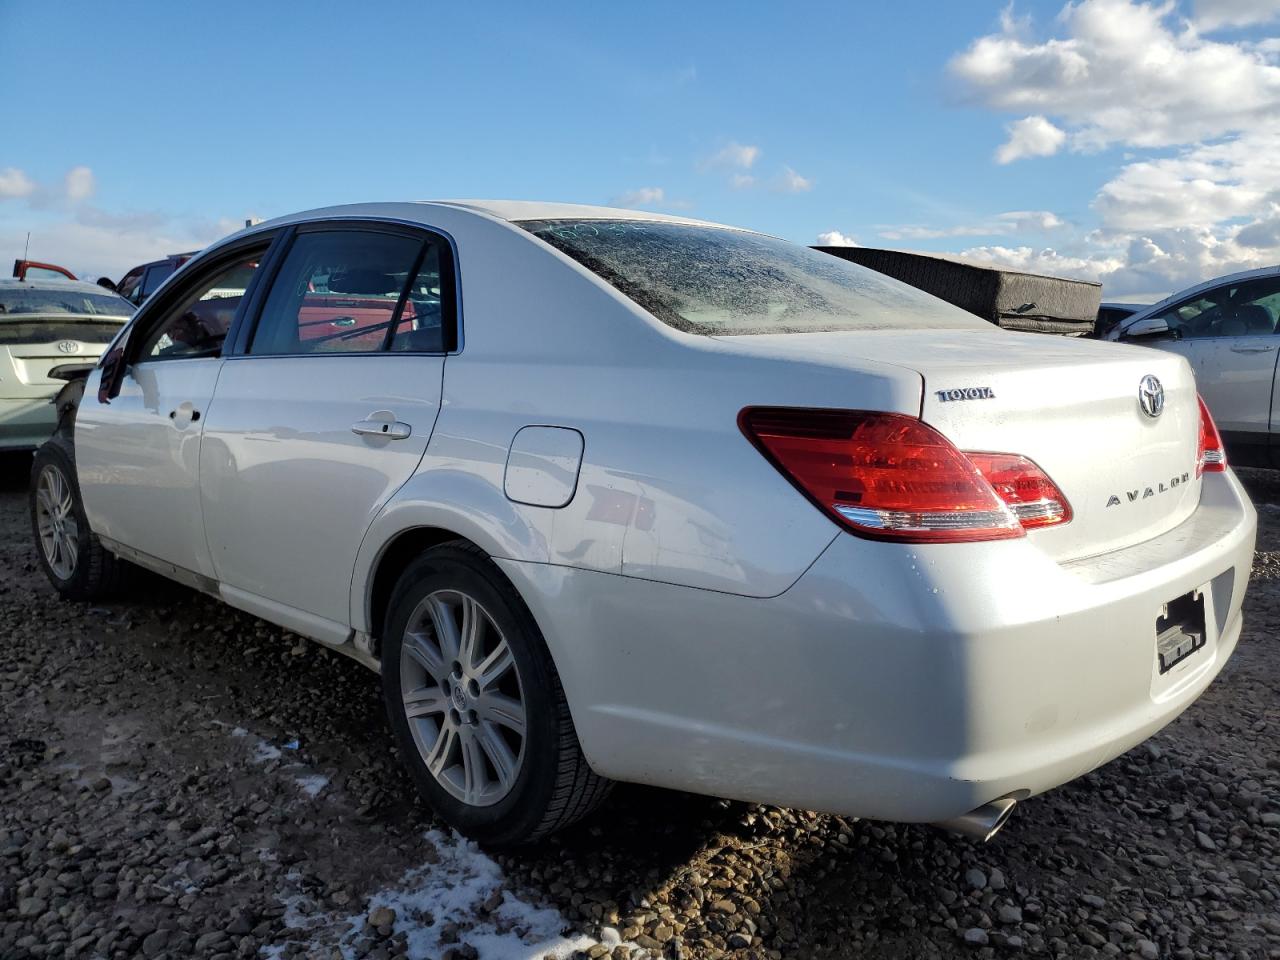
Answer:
[0,288,133,318]
[519,219,985,335]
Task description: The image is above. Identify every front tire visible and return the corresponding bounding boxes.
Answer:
[29,438,133,601]
[381,542,611,845]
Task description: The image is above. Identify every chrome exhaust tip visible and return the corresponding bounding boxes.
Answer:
[932,796,1019,842]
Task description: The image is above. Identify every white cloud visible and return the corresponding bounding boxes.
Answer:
[995,116,1067,163]
[880,209,1065,240]
[952,0,1280,152]
[0,216,236,282]
[953,243,1124,282]
[1193,0,1280,30]
[948,0,1280,297]
[1092,129,1280,229]
[775,166,813,192]
[816,230,859,246]
[0,167,36,200]
[1004,209,1066,231]
[611,186,666,208]
[956,221,1280,298]
[729,173,756,189]
[704,141,760,170]
[63,165,95,203]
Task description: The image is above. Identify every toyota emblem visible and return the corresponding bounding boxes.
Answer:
[1139,375,1164,419]
[56,341,79,355]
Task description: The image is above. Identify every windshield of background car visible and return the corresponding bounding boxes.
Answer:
[519,219,986,335]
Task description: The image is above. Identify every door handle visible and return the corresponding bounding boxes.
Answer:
[1230,344,1275,353]
[168,408,200,421]
[352,418,411,440]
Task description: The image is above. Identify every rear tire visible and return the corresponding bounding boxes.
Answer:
[381,542,612,845]
[29,437,134,601]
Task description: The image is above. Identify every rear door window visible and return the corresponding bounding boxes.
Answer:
[249,229,453,355]
[141,263,176,298]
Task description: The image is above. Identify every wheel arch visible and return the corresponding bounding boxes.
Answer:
[364,525,479,651]
[350,470,555,641]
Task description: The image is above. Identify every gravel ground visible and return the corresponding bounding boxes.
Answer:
[0,452,1276,960]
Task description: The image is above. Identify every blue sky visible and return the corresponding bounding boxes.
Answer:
[4,0,1280,299]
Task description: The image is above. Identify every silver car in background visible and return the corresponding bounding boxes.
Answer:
[30,202,1256,845]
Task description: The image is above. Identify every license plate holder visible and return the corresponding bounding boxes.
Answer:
[1155,590,1207,675]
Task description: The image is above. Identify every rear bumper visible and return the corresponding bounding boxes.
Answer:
[499,470,1256,823]
[0,397,56,450]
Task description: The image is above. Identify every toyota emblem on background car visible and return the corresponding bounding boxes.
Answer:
[1139,375,1164,418]
[56,341,79,354]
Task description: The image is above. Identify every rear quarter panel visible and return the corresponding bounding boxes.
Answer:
[351,211,923,631]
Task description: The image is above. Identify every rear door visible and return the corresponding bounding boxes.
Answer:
[199,221,455,631]
[76,239,272,578]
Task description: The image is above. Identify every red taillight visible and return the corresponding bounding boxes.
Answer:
[1197,395,1226,476]
[739,407,1025,543]
[965,453,1073,530]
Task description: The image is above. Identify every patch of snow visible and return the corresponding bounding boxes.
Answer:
[295,774,329,798]
[345,829,631,960]
[231,726,249,737]
[252,740,282,763]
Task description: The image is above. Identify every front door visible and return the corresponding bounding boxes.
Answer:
[76,243,270,577]
[1129,274,1280,439]
[199,223,455,630]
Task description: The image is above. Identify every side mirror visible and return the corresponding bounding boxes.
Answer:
[1122,316,1176,340]
[97,345,126,404]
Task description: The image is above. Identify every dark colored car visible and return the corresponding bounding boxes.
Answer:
[116,252,197,306]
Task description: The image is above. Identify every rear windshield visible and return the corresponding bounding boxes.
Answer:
[520,219,984,335]
[0,287,133,318]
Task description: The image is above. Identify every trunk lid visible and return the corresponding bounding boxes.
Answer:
[715,328,1202,563]
[0,340,112,392]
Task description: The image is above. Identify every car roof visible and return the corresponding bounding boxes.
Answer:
[0,277,128,298]
[249,200,744,236]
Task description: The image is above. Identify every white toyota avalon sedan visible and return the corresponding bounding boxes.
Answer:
[30,202,1255,845]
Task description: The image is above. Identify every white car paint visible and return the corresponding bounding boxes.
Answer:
[1107,265,1280,453]
[71,201,1254,827]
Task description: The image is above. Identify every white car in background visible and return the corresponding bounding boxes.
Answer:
[0,278,133,450]
[1107,266,1280,467]
[30,202,1255,845]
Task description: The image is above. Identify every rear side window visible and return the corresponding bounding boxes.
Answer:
[519,219,985,335]
[250,229,453,356]
[142,263,176,297]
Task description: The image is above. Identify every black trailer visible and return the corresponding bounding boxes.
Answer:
[815,246,1102,336]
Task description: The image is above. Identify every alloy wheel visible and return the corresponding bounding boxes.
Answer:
[34,464,79,580]
[399,589,527,806]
